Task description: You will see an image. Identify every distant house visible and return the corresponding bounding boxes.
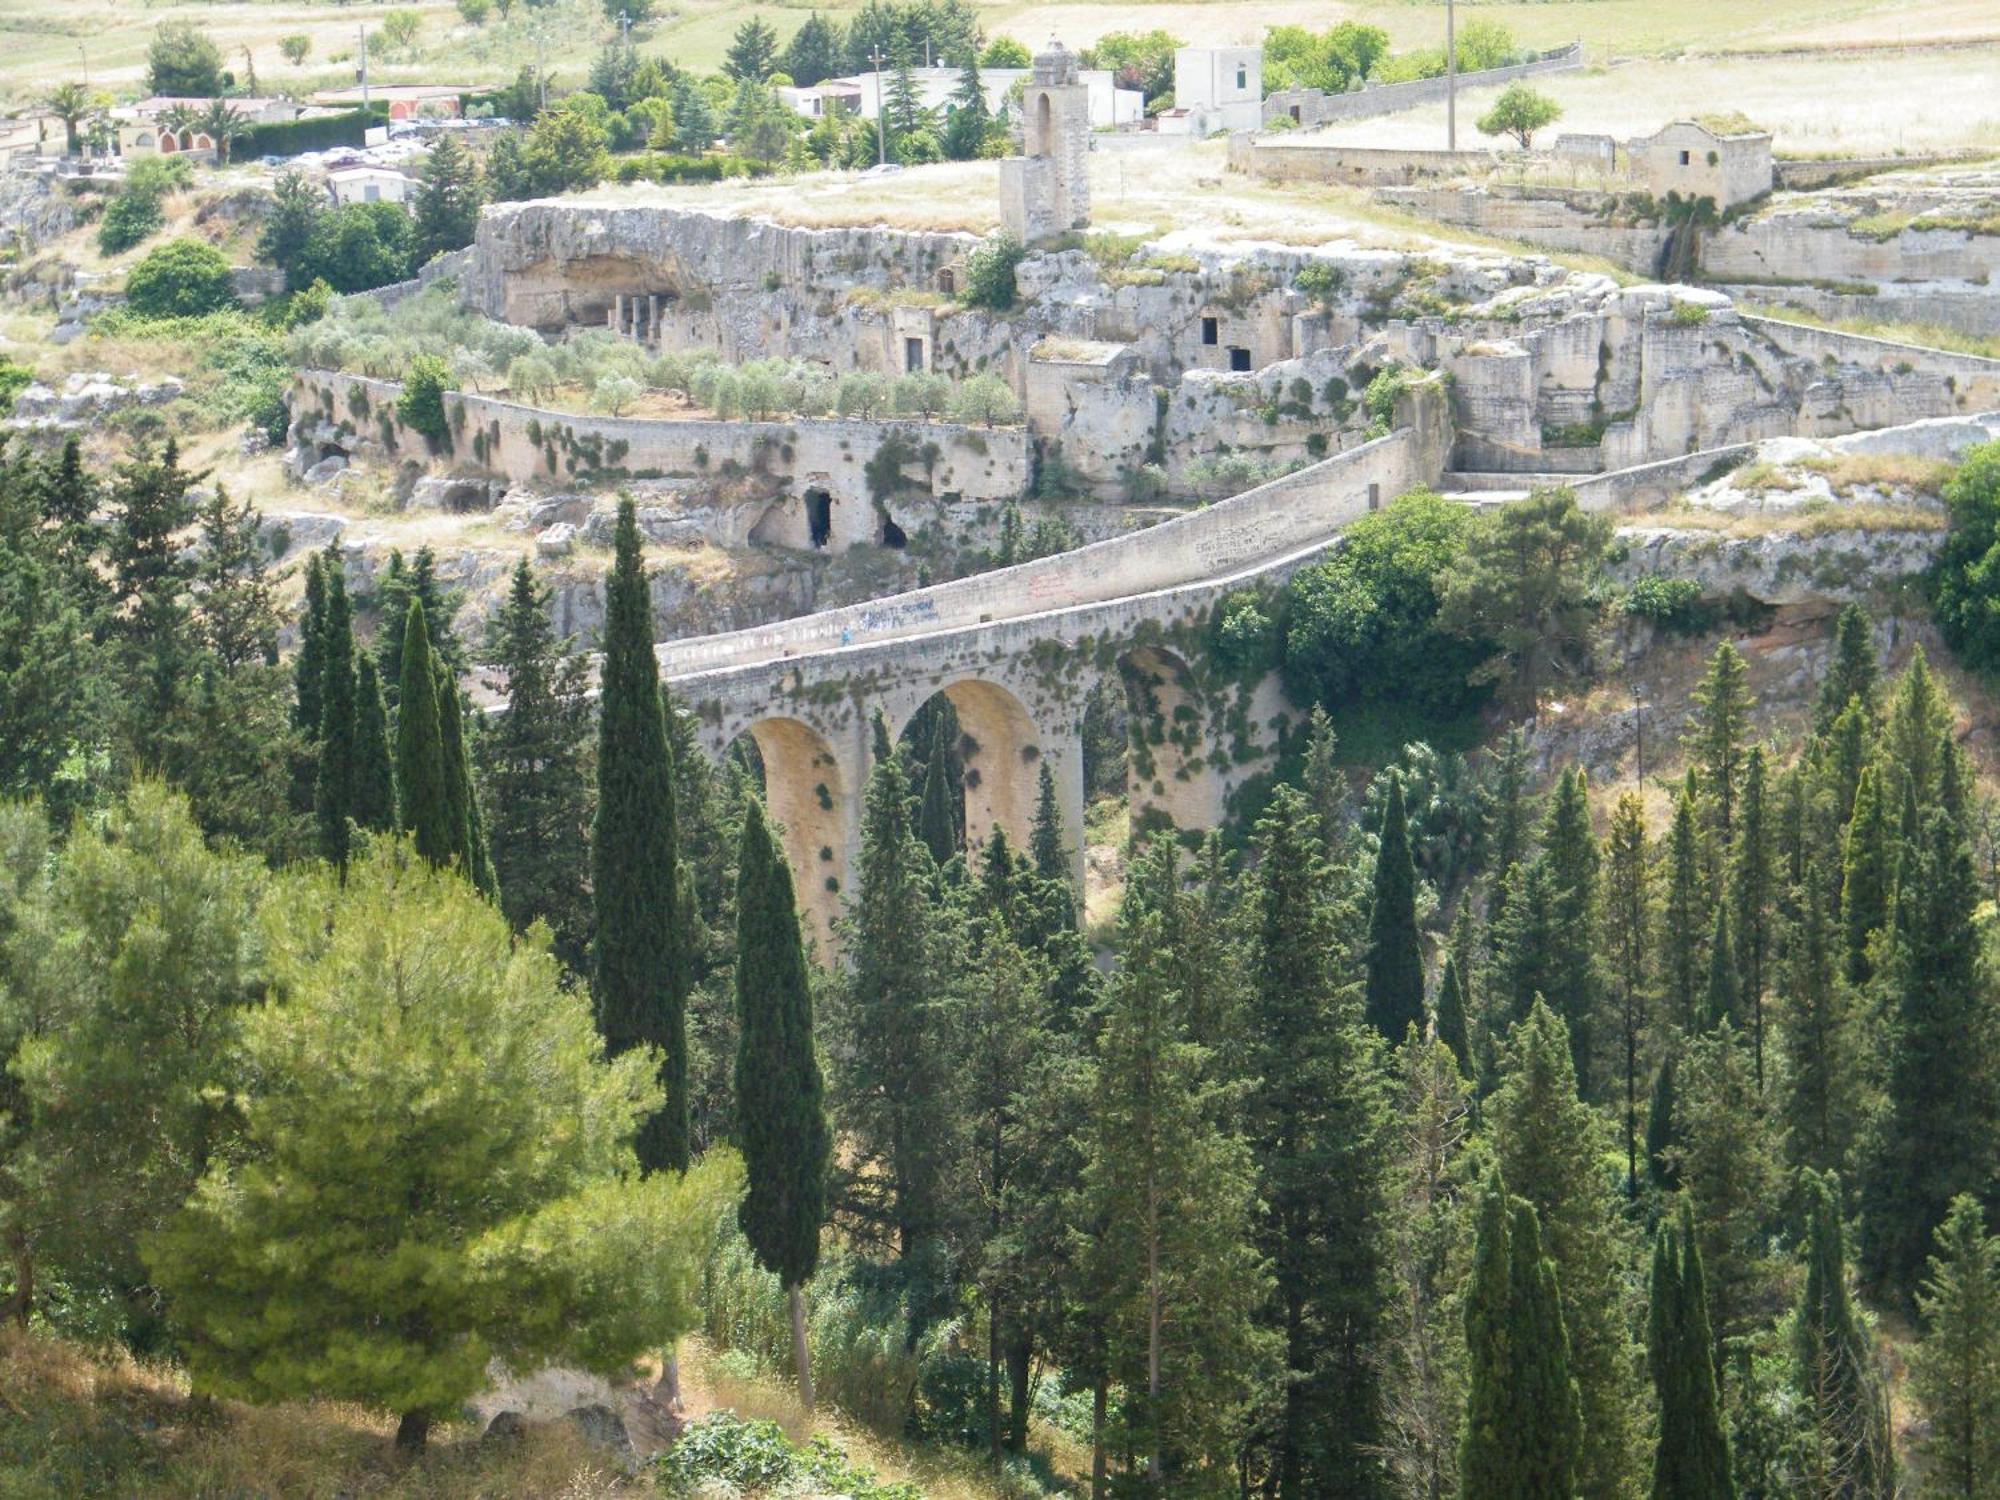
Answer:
[326,164,419,206]
[1626,118,1773,210]
[779,66,1141,130]
[309,84,493,121]
[1165,47,1262,138]
[117,96,302,158]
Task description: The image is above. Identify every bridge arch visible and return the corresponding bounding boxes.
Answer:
[897,676,1044,859]
[737,714,855,956]
[1118,644,1227,833]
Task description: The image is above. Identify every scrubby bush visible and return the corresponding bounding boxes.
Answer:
[892,371,951,418]
[962,234,1025,311]
[0,360,33,417]
[591,373,642,416]
[96,191,165,256]
[1622,573,1711,635]
[398,353,453,443]
[123,239,238,319]
[836,371,893,419]
[1932,440,2000,670]
[948,372,1020,427]
[1210,589,1279,676]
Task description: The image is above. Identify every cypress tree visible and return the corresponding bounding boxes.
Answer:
[1842,764,1892,986]
[293,550,329,739]
[1365,773,1424,1044]
[1301,703,1350,861]
[1862,790,1997,1300]
[1029,761,1066,884]
[1492,1001,1646,1498]
[1490,855,1560,1031]
[351,655,395,833]
[313,567,357,868]
[1730,745,1773,1088]
[1605,791,1650,1196]
[1660,781,1707,1029]
[1884,647,1950,811]
[433,660,493,895]
[1245,785,1390,1499]
[1488,727,1533,880]
[1460,1170,1582,1500]
[917,711,959,867]
[592,499,688,1174]
[1815,603,1879,734]
[1648,1204,1735,1500]
[733,796,831,1410]
[1435,951,1471,1077]
[394,601,455,868]
[1781,859,1859,1178]
[1911,1194,2000,1498]
[1702,902,1739,1031]
[1795,1171,1895,1497]
[1687,641,1751,850]
[1647,1051,1680,1192]
[1540,768,1602,1094]
[1821,697,1872,852]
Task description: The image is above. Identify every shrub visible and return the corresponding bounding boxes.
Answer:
[1932,440,2000,670]
[398,354,453,443]
[590,374,642,416]
[892,371,951,418]
[1363,363,1417,436]
[0,360,32,417]
[836,371,893,420]
[96,192,165,256]
[1622,573,1712,635]
[962,234,1025,311]
[237,108,382,160]
[123,239,238,319]
[1669,300,1710,327]
[1210,589,1279,676]
[1293,261,1347,310]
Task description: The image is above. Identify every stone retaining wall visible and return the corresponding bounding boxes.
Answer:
[1260,43,1584,130]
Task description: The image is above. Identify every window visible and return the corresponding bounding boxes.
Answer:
[1235,65,1247,90]
[1678,150,1691,166]
[937,268,955,295]
[1201,316,1219,345]
[805,490,833,549]
[1228,346,1252,372]
[363,183,380,203]
[905,337,925,372]
[1290,105,1301,123]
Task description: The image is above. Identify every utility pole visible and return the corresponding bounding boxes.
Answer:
[536,28,548,112]
[617,9,632,48]
[359,25,370,107]
[871,46,886,165]
[1445,0,1456,150]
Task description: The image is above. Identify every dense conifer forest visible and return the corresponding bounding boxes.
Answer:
[6,431,2000,1498]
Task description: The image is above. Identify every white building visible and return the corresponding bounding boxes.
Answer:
[326,165,418,206]
[780,66,1142,130]
[1165,47,1263,138]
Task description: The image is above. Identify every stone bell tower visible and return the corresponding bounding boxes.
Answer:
[998,39,1091,244]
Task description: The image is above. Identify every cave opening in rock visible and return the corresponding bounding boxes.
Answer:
[881,515,907,548]
[805,488,833,549]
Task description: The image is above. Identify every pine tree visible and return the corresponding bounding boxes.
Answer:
[1491,1001,1645,1499]
[1604,791,1650,1195]
[1660,780,1709,1029]
[1730,745,1773,1087]
[1539,768,1602,1094]
[943,48,989,159]
[410,132,483,263]
[1435,951,1472,1078]
[592,499,688,1174]
[1670,1021,1782,1350]
[1687,642,1751,850]
[1884,647,1951,811]
[1459,1170,1583,1500]
[293,551,329,739]
[351,655,395,833]
[1703,902,1739,1031]
[195,484,278,669]
[478,558,592,966]
[1301,704,1351,861]
[1795,1171,1895,1498]
[313,568,357,867]
[1911,1194,2000,1499]
[393,602,455,868]
[884,33,923,142]
[1841,764,1893,986]
[1365,773,1424,1044]
[1821,697,1873,852]
[733,796,831,1410]
[724,16,779,80]
[1490,855,1560,1032]
[1815,604,1880,735]
[1245,784,1391,1499]
[1861,782,1998,1300]
[1647,1204,1735,1500]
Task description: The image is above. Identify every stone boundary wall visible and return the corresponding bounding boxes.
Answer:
[363,246,476,310]
[1771,156,1966,191]
[1377,183,1673,273]
[1738,315,2000,406]
[1260,42,1584,130]
[1229,135,1523,186]
[1569,444,1756,513]
[656,400,1449,677]
[1722,282,2000,338]
[292,370,1033,548]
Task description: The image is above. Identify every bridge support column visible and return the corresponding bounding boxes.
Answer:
[747,716,863,963]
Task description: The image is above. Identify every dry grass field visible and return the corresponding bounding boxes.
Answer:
[0,0,1988,107]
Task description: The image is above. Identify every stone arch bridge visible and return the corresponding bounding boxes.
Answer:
[658,395,1452,950]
